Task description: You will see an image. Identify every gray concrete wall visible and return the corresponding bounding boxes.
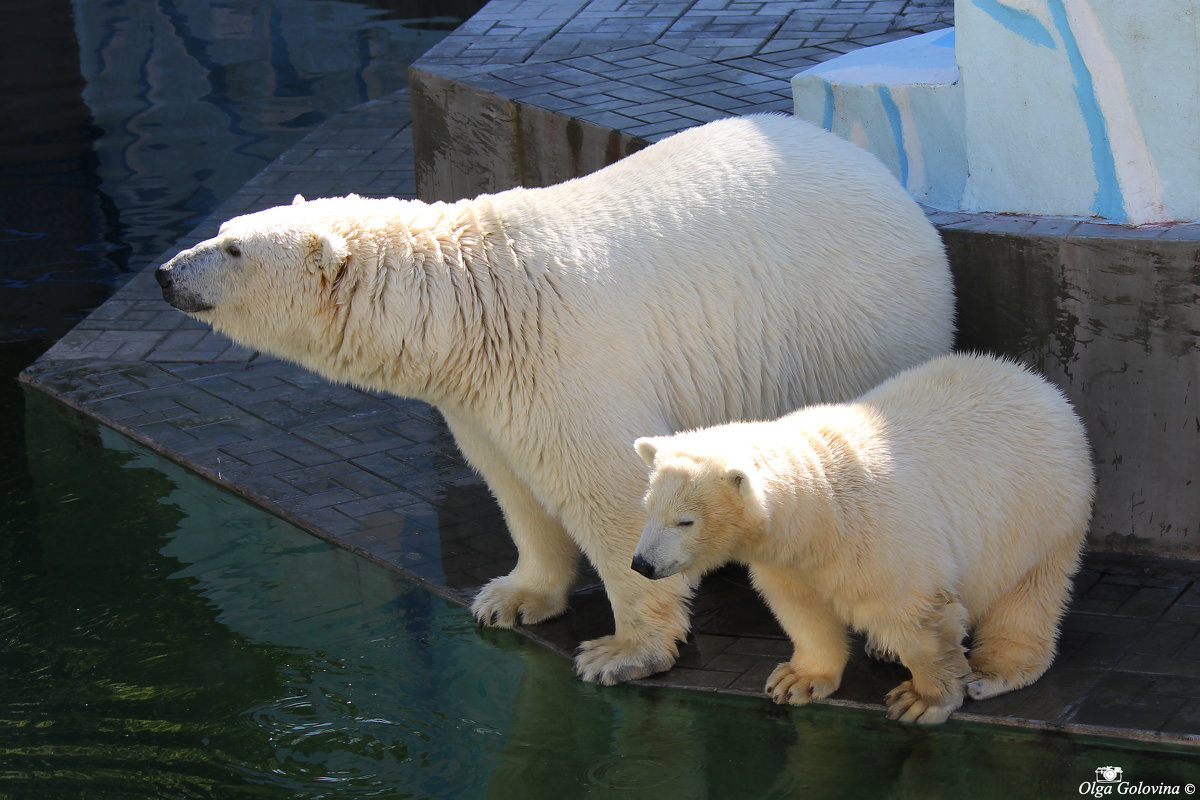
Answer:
[410,66,645,200]
[409,71,1200,558]
[941,219,1199,556]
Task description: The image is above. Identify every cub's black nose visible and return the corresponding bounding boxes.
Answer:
[155,265,172,288]
[631,554,657,579]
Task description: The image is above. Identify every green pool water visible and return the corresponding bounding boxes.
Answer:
[3,365,1196,798]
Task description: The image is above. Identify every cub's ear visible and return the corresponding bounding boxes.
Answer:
[727,465,766,515]
[292,194,306,205]
[310,229,349,275]
[634,437,662,467]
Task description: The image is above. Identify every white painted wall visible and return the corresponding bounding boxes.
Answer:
[792,29,967,211]
[792,0,1200,224]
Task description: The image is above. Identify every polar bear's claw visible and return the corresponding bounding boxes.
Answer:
[471,576,569,629]
[574,635,677,685]
[884,680,961,725]
[765,663,839,706]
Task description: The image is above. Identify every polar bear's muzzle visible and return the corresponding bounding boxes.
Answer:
[631,523,689,580]
[156,250,216,313]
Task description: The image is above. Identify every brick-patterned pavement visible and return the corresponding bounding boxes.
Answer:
[19,0,1200,746]
[416,0,953,139]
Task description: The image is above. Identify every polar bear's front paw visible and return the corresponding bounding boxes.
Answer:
[765,663,840,706]
[884,680,962,724]
[573,635,677,686]
[471,576,569,628]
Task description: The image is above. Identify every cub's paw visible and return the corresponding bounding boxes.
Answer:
[765,663,840,706]
[884,680,962,725]
[471,576,569,628]
[574,635,677,686]
[864,636,901,664]
[964,670,1014,701]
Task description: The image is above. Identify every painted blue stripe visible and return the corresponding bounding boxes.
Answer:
[878,86,909,188]
[971,0,1057,49]
[822,80,835,131]
[1045,0,1125,220]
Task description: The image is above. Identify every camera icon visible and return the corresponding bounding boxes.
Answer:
[1096,766,1123,784]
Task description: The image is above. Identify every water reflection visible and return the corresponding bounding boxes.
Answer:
[10,391,516,797]
[73,0,446,255]
[1,0,478,342]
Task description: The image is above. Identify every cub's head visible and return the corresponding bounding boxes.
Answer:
[631,434,768,581]
[155,195,351,351]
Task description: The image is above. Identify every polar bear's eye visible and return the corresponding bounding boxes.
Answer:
[225,243,242,258]
[677,518,694,528]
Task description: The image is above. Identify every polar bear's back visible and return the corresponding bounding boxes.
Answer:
[494,114,954,430]
[853,354,1093,610]
[860,353,1088,461]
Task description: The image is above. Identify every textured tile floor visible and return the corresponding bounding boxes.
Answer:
[19,0,1200,747]
[414,0,954,140]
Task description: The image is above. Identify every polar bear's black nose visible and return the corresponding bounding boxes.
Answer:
[631,555,657,579]
[155,265,172,288]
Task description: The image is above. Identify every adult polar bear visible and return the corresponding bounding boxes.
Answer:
[156,114,954,685]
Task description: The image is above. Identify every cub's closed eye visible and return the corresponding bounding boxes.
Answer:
[225,244,242,257]
[677,519,694,527]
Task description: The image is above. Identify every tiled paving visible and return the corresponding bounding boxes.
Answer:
[18,0,1200,748]
[414,0,954,140]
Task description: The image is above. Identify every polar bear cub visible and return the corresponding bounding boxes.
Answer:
[633,353,1094,724]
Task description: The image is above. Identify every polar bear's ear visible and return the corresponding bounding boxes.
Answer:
[311,229,349,275]
[292,194,306,205]
[635,437,661,467]
[727,466,766,515]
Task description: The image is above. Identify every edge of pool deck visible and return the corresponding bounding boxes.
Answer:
[19,1,1200,749]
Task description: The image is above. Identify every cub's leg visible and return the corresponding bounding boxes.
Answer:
[750,563,849,705]
[965,541,1081,701]
[449,417,580,627]
[881,592,970,725]
[864,635,901,664]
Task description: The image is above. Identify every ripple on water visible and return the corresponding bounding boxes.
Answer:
[586,755,677,791]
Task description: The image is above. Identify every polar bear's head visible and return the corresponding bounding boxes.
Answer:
[631,434,768,581]
[155,195,352,351]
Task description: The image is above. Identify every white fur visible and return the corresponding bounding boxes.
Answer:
[636,353,1094,721]
[156,114,954,685]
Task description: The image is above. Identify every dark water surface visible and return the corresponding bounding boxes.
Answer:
[0,0,472,343]
[2,1,1197,797]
